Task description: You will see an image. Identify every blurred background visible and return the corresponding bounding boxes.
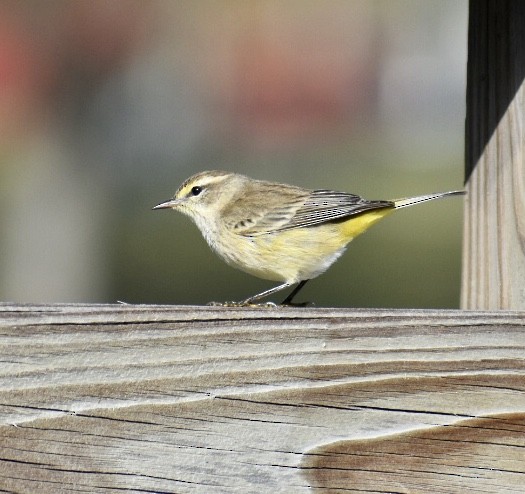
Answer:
[0,0,467,307]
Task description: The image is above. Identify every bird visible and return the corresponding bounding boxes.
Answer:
[153,170,465,306]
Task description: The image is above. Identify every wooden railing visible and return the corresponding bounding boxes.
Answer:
[1,304,524,492]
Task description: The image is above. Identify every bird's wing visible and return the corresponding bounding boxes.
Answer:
[224,188,394,236]
[276,190,394,231]
[223,186,309,235]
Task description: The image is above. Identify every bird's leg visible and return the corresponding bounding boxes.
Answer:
[241,282,293,305]
[208,280,310,307]
[280,280,309,306]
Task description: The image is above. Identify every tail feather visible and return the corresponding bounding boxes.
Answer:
[393,190,466,209]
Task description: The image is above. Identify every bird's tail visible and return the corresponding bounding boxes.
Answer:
[393,190,466,209]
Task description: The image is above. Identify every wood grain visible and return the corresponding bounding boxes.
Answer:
[463,0,525,309]
[1,304,524,493]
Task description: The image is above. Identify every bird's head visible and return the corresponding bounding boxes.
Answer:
[153,170,244,227]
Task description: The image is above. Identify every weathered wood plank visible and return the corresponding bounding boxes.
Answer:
[1,304,524,493]
[463,0,525,309]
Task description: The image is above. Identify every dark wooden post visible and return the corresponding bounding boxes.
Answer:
[462,0,525,309]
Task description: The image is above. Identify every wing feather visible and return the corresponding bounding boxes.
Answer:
[222,184,308,235]
[223,184,393,236]
[277,190,393,231]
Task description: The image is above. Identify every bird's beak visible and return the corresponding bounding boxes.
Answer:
[152,198,181,210]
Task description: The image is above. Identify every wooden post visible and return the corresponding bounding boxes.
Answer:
[462,0,525,309]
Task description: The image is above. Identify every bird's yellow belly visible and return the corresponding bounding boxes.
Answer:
[214,208,393,283]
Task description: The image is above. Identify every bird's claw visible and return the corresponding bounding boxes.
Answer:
[207,300,278,308]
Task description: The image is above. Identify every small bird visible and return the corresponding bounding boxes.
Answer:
[154,171,465,306]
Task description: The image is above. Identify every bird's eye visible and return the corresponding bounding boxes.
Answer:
[191,186,203,196]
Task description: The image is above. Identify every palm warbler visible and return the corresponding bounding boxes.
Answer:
[154,171,465,305]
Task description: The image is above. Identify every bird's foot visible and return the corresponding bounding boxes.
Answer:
[207,300,278,308]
